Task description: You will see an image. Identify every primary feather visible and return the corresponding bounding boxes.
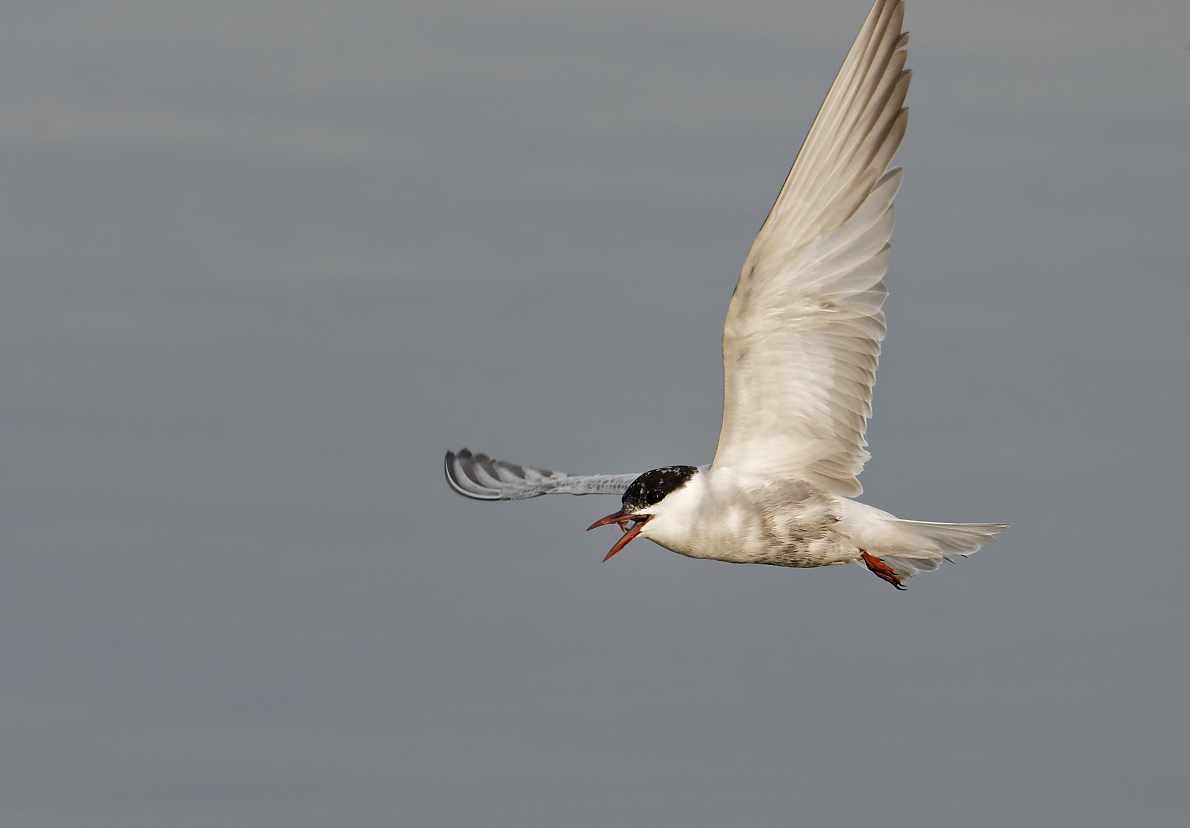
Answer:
[714,0,910,496]
[445,449,638,500]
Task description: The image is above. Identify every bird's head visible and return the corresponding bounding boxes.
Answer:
[586,465,699,560]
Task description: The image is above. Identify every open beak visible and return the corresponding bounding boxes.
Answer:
[586,510,654,561]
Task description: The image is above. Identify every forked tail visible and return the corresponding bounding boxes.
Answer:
[875,519,1010,584]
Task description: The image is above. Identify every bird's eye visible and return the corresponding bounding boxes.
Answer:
[646,490,664,505]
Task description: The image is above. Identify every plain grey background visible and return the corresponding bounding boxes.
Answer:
[1,1,1187,825]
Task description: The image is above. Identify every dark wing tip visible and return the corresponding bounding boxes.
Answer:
[444,448,502,500]
[444,449,636,500]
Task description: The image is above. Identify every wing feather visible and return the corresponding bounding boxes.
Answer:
[713,0,910,496]
[445,449,639,501]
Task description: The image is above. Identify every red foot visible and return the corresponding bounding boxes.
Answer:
[861,550,906,591]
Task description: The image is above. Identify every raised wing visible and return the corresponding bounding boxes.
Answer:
[713,0,910,496]
[445,449,640,501]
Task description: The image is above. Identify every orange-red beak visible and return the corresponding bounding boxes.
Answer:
[586,511,654,561]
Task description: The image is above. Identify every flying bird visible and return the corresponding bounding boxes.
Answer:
[444,0,1007,589]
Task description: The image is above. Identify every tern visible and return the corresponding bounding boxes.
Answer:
[444,0,1007,589]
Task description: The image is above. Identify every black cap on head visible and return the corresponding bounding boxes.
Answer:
[622,466,698,512]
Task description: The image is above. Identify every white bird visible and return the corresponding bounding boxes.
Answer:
[445,0,1007,589]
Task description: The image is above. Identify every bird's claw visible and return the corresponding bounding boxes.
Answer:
[861,550,906,590]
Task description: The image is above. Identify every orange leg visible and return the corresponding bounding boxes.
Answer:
[861,550,906,591]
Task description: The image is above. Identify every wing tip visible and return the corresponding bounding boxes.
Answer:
[444,448,502,500]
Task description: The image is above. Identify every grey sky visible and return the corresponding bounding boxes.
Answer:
[1,1,1188,826]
